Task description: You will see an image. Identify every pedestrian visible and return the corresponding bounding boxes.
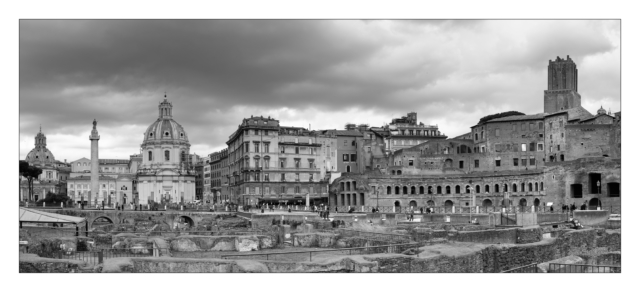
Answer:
[550,205,554,212]
[326,209,330,220]
[335,206,338,212]
[420,207,423,214]
[410,211,414,222]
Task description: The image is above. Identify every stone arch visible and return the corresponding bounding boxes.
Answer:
[519,198,527,207]
[409,200,417,208]
[410,186,416,194]
[397,170,402,175]
[394,200,401,207]
[534,198,540,207]
[91,215,115,229]
[588,198,602,210]
[482,199,492,207]
[391,170,396,175]
[484,185,490,193]
[444,200,454,209]
[176,215,195,228]
[444,159,453,168]
[426,200,435,206]
[494,184,500,193]
[512,183,518,192]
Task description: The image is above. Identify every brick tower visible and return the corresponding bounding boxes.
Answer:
[543,55,582,113]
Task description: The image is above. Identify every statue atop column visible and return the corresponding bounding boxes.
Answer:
[93,119,97,130]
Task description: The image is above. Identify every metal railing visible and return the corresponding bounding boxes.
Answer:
[335,228,412,244]
[501,263,539,273]
[219,242,420,262]
[55,248,170,265]
[548,263,621,273]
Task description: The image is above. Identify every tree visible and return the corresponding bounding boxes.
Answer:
[37,192,71,205]
[20,160,42,202]
[477,111,525,125]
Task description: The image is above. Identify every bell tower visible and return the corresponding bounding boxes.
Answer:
[544,55,582,113]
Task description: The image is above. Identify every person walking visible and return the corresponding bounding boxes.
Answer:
[410,210,414,222]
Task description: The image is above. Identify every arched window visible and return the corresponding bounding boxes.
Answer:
[419,186,424,194]
[455,185,460,194]
[437,186,442,194]
[528,182,533,192]
[346,165,351,173]
[410,186,416,194]
[428,186,433,194]
[165,150,170,161]
[391,170,396,175]
[395,186,400,194]
[521,183,525,192]
[494,184,500,193]
[387,186,392,194]
[540,182,544,191]
[513,183,518,192]
[446,186,451,194]
[148,151,153,161]
[397,170,402,175]
[403,186,408,194]
[475,185,480,193]
[503,184,508,192]
[485,185,490,193]
[535,182,539,192]
[351,141,356,146]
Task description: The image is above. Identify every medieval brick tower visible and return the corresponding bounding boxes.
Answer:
[543,55,582,114]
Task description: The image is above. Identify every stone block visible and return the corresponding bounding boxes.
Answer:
[293,233,317,247]
[170,238,200,252]
[258,235,276,249]
[235,236,260,252]
[316,233,338,247]
[516,227,542,244]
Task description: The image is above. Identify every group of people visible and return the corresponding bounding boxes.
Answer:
[319,208,330,220]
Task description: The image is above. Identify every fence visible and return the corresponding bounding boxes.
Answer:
[338,205,571,215]
[335,228,412,244]
[501,263,539,273]
[55,248,170,265]
[548,263,621,273]
[219,242,420,262]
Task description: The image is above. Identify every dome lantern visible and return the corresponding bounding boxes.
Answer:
[159,94,173,119]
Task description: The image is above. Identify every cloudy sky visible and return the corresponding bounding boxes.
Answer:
[19,20,620,162]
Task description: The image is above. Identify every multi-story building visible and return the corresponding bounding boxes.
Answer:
[384,112,447,153]
[20,129,71,201]
[67,157,136,205]
[194,156,203,201]
[227,116,333,206]
[210,148,229,203]
[202,155,211,202]
[329,55,621,212]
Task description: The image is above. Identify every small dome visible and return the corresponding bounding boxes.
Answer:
[25,130,56,165]
[142,96,190,144]
[597,106,607,115]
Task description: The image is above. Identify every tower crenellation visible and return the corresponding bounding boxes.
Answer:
[544,55,582,114]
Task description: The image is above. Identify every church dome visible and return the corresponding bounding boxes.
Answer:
[597,105,607,115]
[24,130,56,166]
[142,96,190,145]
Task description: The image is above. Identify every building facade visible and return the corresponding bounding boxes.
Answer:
[136,97,196,205]
[20,129,71,201]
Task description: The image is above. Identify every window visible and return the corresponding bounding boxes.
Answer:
[538,122,543,130]
[350,154,357,162]
[408,160,414,166]
[537,143,544,151]
[295,160,300,168]
[481,131,484,139]
[281,186,286,194]
[148,151,153,161]
[295,147,299,154]
[529,156,535,165]
[367,147,371,153]
[521,144,526,152]
[560,120,563,127]
[459,161,464,168]
[561,133,564,138]
[245,143,250,152]
[557,145,561,151]
[521,158,527,166]
[165,150,170,161]
[513,158,519,166]
[309,174,314,181]
[495,158,501,167]
[529,142,535,151]
[521,123,526,131]
[495,129,500,137]
[475,133,478,140]
[264,158,270,169]
[343,154,349,162]
[254,143,260,152]
[474,160,479,168]
[529,123,534,130]
[254,158,260,168]
[281,173,285,181]
[254,173,260,181]
[295,173,300,181]
[255,129,259,135]
[512,124,516,131]
[343,140,347,146]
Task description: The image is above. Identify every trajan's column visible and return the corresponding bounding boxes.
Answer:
[90,119,100,204]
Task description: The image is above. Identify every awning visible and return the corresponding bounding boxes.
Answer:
[19,207,87,224]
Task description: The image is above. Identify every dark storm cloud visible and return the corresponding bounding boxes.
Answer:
[19,20,620,160]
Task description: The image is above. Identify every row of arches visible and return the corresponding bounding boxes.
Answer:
[382,182,544,195]
[339,180,358,192]
[391,198,543,208]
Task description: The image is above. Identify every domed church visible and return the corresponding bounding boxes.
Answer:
[21,128,71,201]
[136,96,196,205]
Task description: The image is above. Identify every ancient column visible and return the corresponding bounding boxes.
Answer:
[90,119,100,205]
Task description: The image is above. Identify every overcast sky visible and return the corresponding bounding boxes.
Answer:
[19,20,620,162]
